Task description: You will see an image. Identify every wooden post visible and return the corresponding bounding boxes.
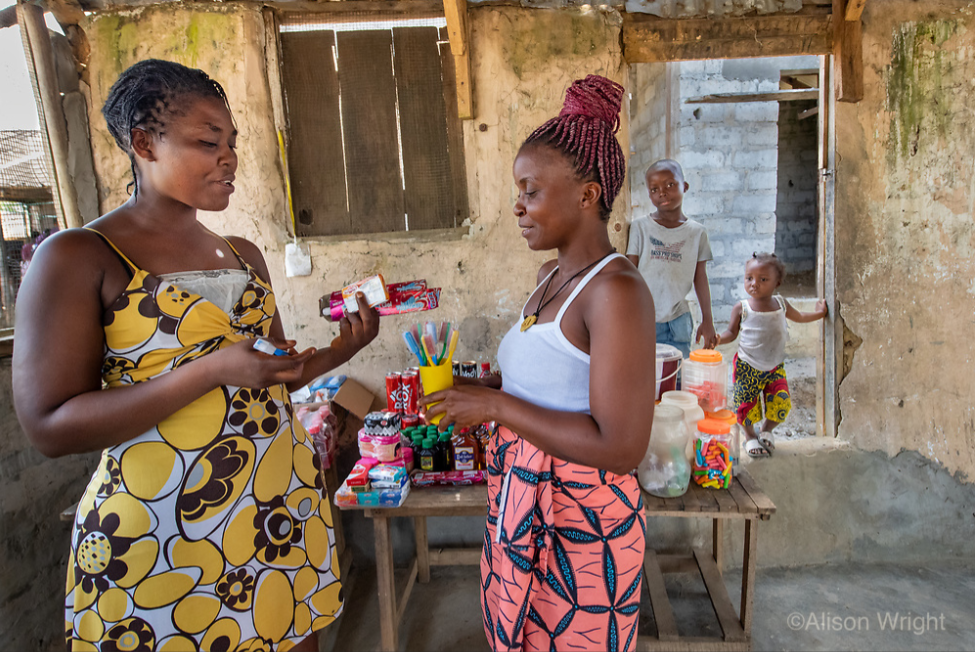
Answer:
[832,0,864,102]
[844,0,868,21]
[442,0,473,119]
[17,2,82,229]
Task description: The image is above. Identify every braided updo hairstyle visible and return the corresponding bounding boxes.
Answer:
[522,74,626,221]
[102,59,232,197]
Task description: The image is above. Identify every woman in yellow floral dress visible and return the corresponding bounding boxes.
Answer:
[12,59,379,651]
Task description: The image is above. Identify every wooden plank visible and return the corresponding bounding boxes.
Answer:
[709,485,738,514]
[657,553,699,575]
[685,89,819,104]
[725,479,758,515]
[694,548,747,642]
[263,8,287,133]
[679,483,705,512]
[274,0,444,19]
[429,547,482,566]
[395,557,419,626]
[0,187,53,203]
[18,2,79,229]
[414,515,430,583]
[781,75,814,89]
[439,25,470,227]
[442,0,473,118]
[279,29,350,236]
[337,29,405,234]
[712,518,724,574]
[833,0,863,102]
[643,550,679,641]
[739,519,758,633]
[735,470,776,516]
[781,68,820,77]
[372,516,398,652]
[845,0,868,21]
[393,26,455,231]
[640,489,670,512]
[799,106,819,120]
[696,488,719,513]
[623,13,832,64]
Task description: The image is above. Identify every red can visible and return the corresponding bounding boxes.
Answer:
[401,370,419,415]
[385,372,402,412]
[402,413,420,429]
[479,362,491,378]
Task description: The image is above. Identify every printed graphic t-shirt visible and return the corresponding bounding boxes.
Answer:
[626,216,713,323]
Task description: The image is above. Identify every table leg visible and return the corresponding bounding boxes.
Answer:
[712,518,724,574]
[739,517,757,634]
[414,515,430,584]
[373,516,398,652]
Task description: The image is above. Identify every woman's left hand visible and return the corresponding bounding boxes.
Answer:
[419,385,497,430]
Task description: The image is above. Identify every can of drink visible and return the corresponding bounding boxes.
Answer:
[452,361,461,377]
[385,372,402,412]
[401,370,419,415]
[479,362,491,378]
[401,413,420,429]
[461,361,477,378]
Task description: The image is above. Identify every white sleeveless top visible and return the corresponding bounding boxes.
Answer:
[497,253,624,414]
[737,295,788,372]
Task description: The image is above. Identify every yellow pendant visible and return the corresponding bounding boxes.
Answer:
[520,314,537,332]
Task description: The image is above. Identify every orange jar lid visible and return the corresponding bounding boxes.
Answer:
[697,418,731,435]
[689,349,723,363]
[706,409,736,425]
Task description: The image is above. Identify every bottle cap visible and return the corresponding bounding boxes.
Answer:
[697,418,731,435]
[689,349,723,363]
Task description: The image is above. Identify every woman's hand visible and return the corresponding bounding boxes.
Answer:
[330,292,380,363]
[419,385,498,431]
[208,338,316,389]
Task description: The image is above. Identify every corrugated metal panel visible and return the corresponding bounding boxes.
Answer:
[622,0,803,17]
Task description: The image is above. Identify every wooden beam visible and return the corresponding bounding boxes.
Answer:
[0,4,18,29]
[623,13,833,63]
[845,0,867,21]
[833,0,863,102]
[685,88,819,104]
[272,0,444,19]
[798,106,819,120]
[17,2,81,229]
[0,187,54,203]
[442,0,472,119]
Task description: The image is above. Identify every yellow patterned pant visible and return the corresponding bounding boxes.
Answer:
[732,354,791,426]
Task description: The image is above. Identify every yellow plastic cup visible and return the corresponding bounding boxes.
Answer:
[418,361,454,424]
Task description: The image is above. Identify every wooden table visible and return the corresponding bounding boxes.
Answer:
[346,469,774,652]
[637,468,776,651]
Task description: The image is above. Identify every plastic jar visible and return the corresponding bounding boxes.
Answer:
[682,349,729,412]
[692,419,733,489]
[706,409,740,474]
[660,390,706,461]
[638,404,690,498]
[655,343,683,400]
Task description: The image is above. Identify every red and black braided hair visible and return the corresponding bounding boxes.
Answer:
[522,74,626,221]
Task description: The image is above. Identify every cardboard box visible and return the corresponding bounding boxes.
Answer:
[330,377,382,420]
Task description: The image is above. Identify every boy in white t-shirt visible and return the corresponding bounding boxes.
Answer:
[626,159,717,358]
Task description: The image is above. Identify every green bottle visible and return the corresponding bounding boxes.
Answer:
[419,438,436,472]
[438,432,453,471]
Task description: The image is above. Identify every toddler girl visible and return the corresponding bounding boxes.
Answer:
[716,253,827,457]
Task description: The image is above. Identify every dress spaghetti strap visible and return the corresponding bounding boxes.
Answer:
[84,227,138,277]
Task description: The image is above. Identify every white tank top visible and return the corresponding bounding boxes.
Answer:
[497,253,624,414]
[737,295,788,372]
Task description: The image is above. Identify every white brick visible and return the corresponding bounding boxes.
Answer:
[735,102,778,123]
[700,171,742,192]
[682,193,726,216]
[753,217,778,234]
[733,193,777,214]
[681,149,726,169]
[699,216,749,234]
[747,171,778,190]
[742,129,779,147]
[732,148,777,170]
[701,127,743,149]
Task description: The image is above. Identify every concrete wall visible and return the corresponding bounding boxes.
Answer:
[0,361,100,649]
[774,98,818,274]
[627,61,669,217]
[834,0,975,483]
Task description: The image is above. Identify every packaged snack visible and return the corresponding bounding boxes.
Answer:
[346,458,377,487]
[364,412,402,436]
[358,430,402,462]
[379,484,410,507]
[334,480,358,508]
[368,464,407,486]
[341,274,389,312]
[321,279,441,322]
[410,469,487,487]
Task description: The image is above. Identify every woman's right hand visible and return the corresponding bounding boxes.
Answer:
[329,292,381,363]
[207,337,315,389]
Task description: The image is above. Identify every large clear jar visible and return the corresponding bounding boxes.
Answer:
[660,390,706,462]
[692,419,733,489]
[706,409,740,474]
[638,404,690,498]
[683,349,729,412]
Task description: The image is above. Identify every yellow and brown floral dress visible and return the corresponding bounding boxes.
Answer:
[66,230,342,651]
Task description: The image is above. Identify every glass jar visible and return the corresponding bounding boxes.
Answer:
[683,349,729,412]
[706,409,740,474]
[660,390,706,462]
[638,404,690,498]
[692,419,733,489]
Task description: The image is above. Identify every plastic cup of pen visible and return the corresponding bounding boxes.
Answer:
[419,360,453,424]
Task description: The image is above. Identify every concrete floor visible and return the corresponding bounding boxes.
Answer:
[327,558,975,651]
